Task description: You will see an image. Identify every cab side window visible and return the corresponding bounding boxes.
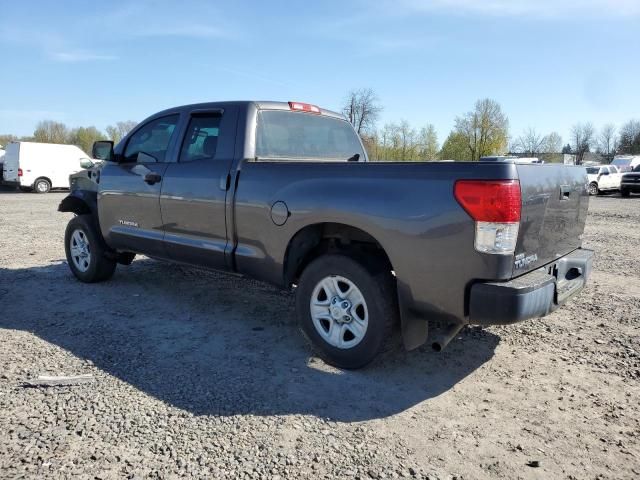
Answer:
[179,114,222,162]
[123,114,179,163]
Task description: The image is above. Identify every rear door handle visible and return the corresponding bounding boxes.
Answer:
[144,172,162,185]
[219,173,231,191]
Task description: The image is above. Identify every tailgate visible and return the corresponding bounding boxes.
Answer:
[513,164,589,276]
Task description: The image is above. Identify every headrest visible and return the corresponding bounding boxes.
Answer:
[203,136,217,157]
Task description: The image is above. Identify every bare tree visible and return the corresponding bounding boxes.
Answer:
[455,98,509,161]
[598,124,616,157]
[570,122,595,164]
[543,132,562,153]
[513,127,545,155]
[106,120,138,144]
[617,119,640,155]
[33,120,69,144]
[418,124,439,160]
[342,88,382,135]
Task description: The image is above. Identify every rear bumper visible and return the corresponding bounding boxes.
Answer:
[469,248,594,325]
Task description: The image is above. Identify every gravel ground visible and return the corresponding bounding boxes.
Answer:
[0,189,638,480]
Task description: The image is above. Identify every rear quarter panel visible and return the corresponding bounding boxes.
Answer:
[233,161,518,323]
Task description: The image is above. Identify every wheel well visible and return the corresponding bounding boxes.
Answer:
[34,176,52,186]
[58,195,93,215]
[283,223,393,287]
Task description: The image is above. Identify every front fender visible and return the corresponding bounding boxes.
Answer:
[58,189,97,216]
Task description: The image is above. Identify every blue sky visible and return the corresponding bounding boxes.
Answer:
[1,0,639,146]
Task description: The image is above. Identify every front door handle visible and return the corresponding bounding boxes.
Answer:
[144,172,162,185]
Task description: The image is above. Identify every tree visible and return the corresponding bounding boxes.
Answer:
[454,98,509,161]
[598,124,616,157]
[397,120,417,160]
[342,88,382,135]
[617,120,640,155]
[105,120,137,144]
[543,132,562,153]
[570,122,595,164]
[69,126,106,154]
[0,134,18,147]
[418,124,439,160]
[513,127,545,155]
[33,120,69,144]
[439,131,471,161]
[561,144,572,154]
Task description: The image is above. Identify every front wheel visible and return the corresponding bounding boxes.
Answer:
[588,182,599,196]
[64,215,117,283]
[295,254,398,369]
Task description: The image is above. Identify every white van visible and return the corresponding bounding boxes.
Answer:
[611,155,640,173]
[2,142,92,193]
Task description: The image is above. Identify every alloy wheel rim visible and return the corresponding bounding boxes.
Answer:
[70,229,91,272]
[310,275,368,349]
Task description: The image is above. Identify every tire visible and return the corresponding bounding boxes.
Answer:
[621,188,630,197]
[34,178,51,194]
[64,215,117,283]
[588,182,599,196]
[295,254,398,369]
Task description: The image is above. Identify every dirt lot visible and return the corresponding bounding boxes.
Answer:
[0,190,638,480]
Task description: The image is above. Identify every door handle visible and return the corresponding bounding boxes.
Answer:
[219,173,231,191]
[144,172,162,185]
[560,185,571,200]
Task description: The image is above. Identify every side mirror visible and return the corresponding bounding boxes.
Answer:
[80,158,95,169]
[92,140,114,161]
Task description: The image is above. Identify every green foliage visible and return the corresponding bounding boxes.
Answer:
[439,132,471,161]
[364,121,439,161]
[0,134,19,147]
[69,126,106,154]
[453,98,509,161]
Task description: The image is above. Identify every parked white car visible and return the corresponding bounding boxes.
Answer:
[586,165,623,195]
[2,141,93,193]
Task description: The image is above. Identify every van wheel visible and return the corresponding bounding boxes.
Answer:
[64,215,116,283]
[34,178,51,193]
[295,254,398,369]
[588,182,599,196]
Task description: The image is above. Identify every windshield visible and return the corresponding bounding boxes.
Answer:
[612,158,632,167]
[256,110,365,161]
[586,167,599,174]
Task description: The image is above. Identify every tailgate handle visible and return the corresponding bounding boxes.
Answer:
[560,185,571,200]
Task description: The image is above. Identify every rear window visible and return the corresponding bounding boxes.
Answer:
[256,110,364,161]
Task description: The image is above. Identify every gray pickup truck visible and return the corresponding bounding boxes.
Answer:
[59,100,593,368]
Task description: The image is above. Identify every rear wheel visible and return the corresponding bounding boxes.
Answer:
[621,188,630,197]
[64,215,116,282]
[588,182,599,196]
[34,178,51,194]
[295,254,398,369]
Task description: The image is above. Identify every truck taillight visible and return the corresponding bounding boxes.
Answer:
[288,101,321,114]
[454,180,521,255]
[18,168,23,177]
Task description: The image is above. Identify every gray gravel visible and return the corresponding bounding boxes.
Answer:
[0,189,638,479]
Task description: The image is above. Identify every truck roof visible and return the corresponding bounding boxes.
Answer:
[148,101,345,121]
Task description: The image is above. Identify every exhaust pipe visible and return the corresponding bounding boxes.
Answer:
[431,323,465,352]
